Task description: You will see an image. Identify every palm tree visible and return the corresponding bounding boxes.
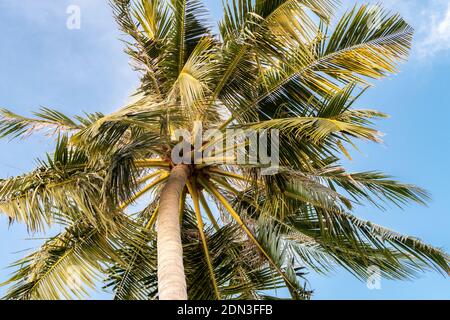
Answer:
[0,0,448,300]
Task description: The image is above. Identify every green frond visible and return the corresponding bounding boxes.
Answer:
[324,4,413,78]
[226,4,413,124]
[0,108,81,140]
[226,172,448,281]
[162,0,210,85]
[283,205,450,279]
[315,167,430,209]
[171,37,216,114]
[255,217,312,299]
[104,230,158,300]
[0,135,126,232]
[249,116,383,144]
[1,224,116,300]
[132,0,172,41]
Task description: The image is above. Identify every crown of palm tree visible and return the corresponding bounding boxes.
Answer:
[0,0,448,300]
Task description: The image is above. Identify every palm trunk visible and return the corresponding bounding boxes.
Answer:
[157,164,190,300]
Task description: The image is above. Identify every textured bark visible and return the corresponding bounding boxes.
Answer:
[157,164,190,300]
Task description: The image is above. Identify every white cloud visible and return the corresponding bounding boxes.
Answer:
[417,2,450,57]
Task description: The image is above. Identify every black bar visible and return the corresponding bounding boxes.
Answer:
[2,300,448,319]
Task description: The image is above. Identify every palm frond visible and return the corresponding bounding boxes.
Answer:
[0,108,81,139]
[227,4,413,124]
[162,0,210,86]
[104,230,157,300]
[1,223,116,300]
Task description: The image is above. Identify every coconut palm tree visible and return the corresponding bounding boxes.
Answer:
[0,0,448,300]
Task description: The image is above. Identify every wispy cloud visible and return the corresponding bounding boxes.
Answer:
[417,2,450,58]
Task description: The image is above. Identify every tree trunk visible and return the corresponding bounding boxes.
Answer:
[157,164,190,300]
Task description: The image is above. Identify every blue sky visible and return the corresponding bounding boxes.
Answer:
[0,0,449,299]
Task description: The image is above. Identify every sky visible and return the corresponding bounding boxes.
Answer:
[0,0,449,300]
